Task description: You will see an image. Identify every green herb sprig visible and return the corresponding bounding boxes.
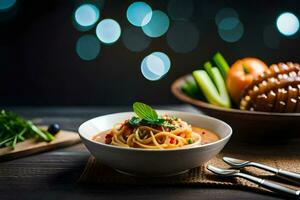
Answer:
[128,102,177,130]
[0,110,54,149]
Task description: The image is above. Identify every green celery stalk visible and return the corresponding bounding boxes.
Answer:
[45,131,55,141]
[182,81,198,98]
[182,81,195,97]
[213,52,230,79]
[203,61,214,80]
[28,121,52,141]
[192,68,231,108]
[12,135,18,149]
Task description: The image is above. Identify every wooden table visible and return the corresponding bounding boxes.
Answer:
[0,106,283,200]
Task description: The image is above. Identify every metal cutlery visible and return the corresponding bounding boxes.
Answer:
[207,165,300,198]
[223,157,300,184]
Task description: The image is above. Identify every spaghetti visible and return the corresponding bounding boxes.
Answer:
[103,116,202,149]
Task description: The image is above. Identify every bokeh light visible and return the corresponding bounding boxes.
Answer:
[126,2,152,27]
[142,10,170,38]
[215,7,243,43]
[167,21,199,53]
[122,27,151,52]
[96,19,121,44]
[276,12,299,36]
[76,35,101,61]
[263,25,280,49]
[167,0,194,20]
[141,52,171,81]
[218,17,239,30]
[218,20,244,43]
[215,8,238,26]
[0,0,16,11]
[74,4,100,28]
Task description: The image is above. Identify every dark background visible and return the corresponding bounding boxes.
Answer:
[0,0,299,106]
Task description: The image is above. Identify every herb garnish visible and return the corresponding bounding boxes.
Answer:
[133,102,158,122]
[0,110,55,149]
[128,102,178,130]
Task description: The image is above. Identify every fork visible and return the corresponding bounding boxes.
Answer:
[207,165,300,198]
[223,156,300,184]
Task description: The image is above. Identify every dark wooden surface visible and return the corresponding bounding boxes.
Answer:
[0,106,285,200]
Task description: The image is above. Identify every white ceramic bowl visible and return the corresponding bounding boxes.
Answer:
[78,110,232,177]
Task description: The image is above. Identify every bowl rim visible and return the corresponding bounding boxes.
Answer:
[78,110,232,152]
[171,74,300,117]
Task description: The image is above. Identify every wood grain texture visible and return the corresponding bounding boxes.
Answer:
[0,107,288,200]
[0,130,81,161]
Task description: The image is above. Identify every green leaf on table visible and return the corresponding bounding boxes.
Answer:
[0,109,55,148]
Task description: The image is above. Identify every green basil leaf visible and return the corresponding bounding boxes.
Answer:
[156,118,166,125]
[128,116,141,126]
[133,102,158,121]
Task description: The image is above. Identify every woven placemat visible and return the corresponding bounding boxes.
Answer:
[78,141,300,195]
